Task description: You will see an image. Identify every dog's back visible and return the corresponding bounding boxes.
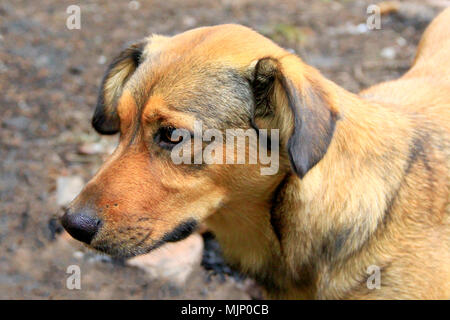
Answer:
[356,9,450,299]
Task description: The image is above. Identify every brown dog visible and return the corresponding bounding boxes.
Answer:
[61,8,450,299]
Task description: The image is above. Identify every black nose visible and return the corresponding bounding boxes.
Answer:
[61,212,101,244]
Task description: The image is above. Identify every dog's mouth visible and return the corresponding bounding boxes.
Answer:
[73,218,199,258]
[90,238,166,259]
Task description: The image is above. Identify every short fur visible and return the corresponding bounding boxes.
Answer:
[63,9,450,299]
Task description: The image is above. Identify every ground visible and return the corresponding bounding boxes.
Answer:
[0,0,447,299]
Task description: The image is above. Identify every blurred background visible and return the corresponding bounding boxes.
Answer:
[0,0,448,299]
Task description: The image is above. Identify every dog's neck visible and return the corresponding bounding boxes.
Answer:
[208,78,416,299]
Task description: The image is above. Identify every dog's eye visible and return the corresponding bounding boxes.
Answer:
[162,127,183,143]
[155,126,184,149]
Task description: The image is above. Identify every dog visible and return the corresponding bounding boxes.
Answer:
[61,8,450,299]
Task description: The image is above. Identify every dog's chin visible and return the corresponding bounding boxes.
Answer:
[87,219,198,258]
[90,239,165,259]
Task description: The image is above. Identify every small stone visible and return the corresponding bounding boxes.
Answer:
[381,47,396,60]
[127,233,204,286]
[18,100,29,111]
[396,37,407,47]
[56,176,84,207]
[182,16,197,27]
[35,55,50,68]
[356,23,368,34]
[78,142,104,155]
[73,251,84,259]
[98,55,107,65]
[0,61,7,73]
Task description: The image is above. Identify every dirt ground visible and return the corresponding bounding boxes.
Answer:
[0,0,447,299]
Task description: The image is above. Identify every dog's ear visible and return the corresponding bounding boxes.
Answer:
[92,41,146,134]
[250,57,338,178]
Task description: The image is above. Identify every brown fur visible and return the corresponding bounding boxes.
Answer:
[65,9,450,299]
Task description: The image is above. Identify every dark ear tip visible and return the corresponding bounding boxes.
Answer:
[92,112,119,135]
[287,144,307,179]
[91,40,146,137]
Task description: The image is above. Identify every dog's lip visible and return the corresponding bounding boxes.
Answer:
[90,238,166,259]
[88,219,198,257]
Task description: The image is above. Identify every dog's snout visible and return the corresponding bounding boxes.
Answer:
[61,210,102,244]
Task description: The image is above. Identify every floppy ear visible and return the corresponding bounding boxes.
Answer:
[251,57,338,178]
[92,41,146,134]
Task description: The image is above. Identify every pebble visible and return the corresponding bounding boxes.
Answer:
[396,37,407,47]
[381,47,396,60]
[78,142,104,155]
[73,251,84,259]
[98,55,107,65]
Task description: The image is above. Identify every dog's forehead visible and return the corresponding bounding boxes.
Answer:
[122,24,288,128]
[146,63,253,128]
[137,24,287,83]
[126,35,271,128]
[146,24,285,63]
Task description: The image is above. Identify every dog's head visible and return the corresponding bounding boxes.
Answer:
[61,25,338,257]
